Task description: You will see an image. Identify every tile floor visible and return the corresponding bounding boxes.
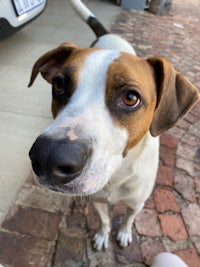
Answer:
[0,0,120,222]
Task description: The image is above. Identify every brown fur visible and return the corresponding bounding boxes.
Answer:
[148,57,200,136]
[106,53,157,153]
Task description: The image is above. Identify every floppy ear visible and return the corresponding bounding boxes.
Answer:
[28,42,78,87]
[147,57,200,136]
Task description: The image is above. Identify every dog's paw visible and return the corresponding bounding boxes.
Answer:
[117,227,132,247]
[93,230,109,250]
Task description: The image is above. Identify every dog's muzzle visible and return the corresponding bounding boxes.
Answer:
[29,135,92,185]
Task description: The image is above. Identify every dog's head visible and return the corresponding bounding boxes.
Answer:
[28,42,199,195]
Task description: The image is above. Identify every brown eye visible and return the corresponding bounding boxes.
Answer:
[52,76,65,95]
[123,90,141,108]
[54,84,64,94]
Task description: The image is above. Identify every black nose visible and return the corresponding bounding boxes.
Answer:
[29,136,92,184]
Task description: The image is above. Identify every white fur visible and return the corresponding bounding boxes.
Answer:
[92,132,159,249]
[93,34,137,55]
[69,0,95,21]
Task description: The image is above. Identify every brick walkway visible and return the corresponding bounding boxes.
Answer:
[0,1,200,266]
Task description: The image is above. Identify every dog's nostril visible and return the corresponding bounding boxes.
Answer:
[53,165,82,184]
[30,157,42,177]
[57,166,79,175]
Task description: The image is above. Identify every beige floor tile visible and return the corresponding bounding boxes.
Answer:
[0,111,51,212]
[0,66,52,117]
[0,34,37,66]
[46,26,94,46]
[14,43,57,69]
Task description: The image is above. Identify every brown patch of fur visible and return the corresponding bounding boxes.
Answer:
[51,47,101,118]
[106,53,157,153]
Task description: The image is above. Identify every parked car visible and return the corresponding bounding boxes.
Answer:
[0,0,47,40]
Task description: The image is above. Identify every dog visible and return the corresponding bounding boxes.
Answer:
[28,0,199,250]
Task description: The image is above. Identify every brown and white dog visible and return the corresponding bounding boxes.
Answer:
[29,0,199,250]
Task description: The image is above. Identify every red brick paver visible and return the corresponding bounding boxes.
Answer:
[135,209,162,237]
[158,214,188,241]
[154,187,180,213]
[182,203,200,237]
[0,0,200,266]
[175,248,200,267]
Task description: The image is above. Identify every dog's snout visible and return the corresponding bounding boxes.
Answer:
[29,136,92,184]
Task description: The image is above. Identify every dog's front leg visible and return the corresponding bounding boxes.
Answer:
[92,202,110,250]
[117,202,144,247]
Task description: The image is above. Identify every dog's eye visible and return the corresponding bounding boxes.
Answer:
[122,90,142,109]
[52,76,65,95]
[54,84,64,94]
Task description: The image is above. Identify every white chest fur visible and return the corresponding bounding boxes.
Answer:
[92,132,159,205]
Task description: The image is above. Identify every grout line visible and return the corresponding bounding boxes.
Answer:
[49,229,60,267]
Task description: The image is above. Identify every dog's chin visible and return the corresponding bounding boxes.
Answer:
[32,172,106,196]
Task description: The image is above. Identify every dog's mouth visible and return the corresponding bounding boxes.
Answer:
[31,158,96,196]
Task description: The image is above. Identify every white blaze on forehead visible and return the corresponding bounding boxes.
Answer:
[71,49,120,106]
[42,49,121,136]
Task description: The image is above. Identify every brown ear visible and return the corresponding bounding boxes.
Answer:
[28,42,78,87]
[147,57,200,136]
